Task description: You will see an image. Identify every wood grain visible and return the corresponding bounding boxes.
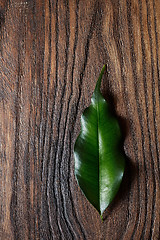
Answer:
[0,0,160,239]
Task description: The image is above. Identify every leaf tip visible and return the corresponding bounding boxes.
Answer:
[100,214,104,222]
[94,65,106,92]
[102,64,106,72]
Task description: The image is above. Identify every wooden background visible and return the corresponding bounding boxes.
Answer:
[0,0,160,239]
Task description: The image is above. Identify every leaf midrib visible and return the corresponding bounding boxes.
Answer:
[96,90,101,214]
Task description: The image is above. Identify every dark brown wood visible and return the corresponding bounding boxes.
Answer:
[0,0,160,239]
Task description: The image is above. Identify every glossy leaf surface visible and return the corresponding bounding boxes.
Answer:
[74,65,125,217]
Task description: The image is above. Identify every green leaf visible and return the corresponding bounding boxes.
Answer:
[74,65,125,217]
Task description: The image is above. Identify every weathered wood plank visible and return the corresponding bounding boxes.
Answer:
[0,0,159,239]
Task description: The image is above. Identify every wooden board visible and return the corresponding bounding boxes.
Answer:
[0,0,160,239]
